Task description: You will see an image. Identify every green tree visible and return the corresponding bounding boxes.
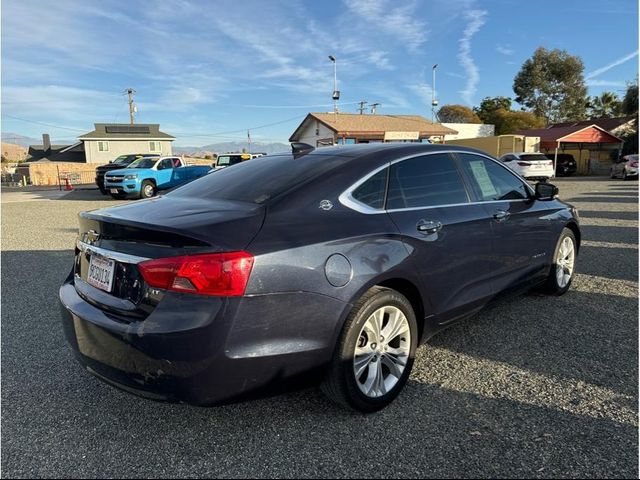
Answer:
[622,79,639,115]
[473,96,513,123]
[587,91,622,119]
[437,104,481,123]
[513,47,588,123]
[492,109,546,135]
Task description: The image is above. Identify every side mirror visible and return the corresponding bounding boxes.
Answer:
[535,182,559,200]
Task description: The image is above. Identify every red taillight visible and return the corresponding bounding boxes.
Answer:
[138,252,254,296]
[631,162,638,168]
[517,161,531,167]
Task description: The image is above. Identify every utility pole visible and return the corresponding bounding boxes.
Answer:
[431,65,438,122]
[125,88,136,125]
[370,103,380,114]
[357,100,368,115]
[247,130,251,154]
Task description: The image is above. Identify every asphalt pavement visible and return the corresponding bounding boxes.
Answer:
[1,177,638,478]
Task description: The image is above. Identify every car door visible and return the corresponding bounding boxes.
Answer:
[454,152,557,292]
[385,152,497,324]
[155,158,174,188]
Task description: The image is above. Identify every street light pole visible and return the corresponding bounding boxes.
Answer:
[329,55,340,113]
[431,64,438,123]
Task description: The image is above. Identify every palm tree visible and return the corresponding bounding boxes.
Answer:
[588,91,623,119]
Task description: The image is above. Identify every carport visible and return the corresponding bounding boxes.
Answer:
[518,125,624,175]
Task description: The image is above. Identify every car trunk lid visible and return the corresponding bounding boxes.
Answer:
[74,196,265,319]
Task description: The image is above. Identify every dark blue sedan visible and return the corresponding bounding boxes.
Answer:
[59,143,580,412]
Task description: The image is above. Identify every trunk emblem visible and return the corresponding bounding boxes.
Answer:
[319,200,333,211]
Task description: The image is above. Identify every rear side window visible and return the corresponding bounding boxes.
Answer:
[387,153,469,209]
[520,154,552,162]
[458,153,530,201]
[352,169,387,209]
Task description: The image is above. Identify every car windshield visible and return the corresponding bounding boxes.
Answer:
[128,157,158,169]
[112,155,133,165]
[520,154,551,161]
[168,153,346,204]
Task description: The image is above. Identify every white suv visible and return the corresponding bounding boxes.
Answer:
[499,152,554,181]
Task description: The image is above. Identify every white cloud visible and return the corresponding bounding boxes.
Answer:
[586,51,639,79]
[496,44,514,55]
[457,9,488,105]
[586,79,627,88]
[343,0,428,53]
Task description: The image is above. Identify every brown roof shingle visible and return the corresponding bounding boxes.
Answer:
[290,113,457,141]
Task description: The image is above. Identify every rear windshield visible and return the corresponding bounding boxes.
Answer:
[167,153,346,204]
[217,155,247,167]
[520,154,551,162]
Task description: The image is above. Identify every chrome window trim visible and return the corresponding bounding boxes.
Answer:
[77,240,150,264]
[338,150,536,215]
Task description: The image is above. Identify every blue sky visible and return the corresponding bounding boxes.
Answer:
[1,0,638,146]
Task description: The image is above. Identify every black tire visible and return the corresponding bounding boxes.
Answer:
[543,228,577,296]
[321,286,418,413]
[140,180,156,199]
[98,186,108,195]
[622,169,629,181]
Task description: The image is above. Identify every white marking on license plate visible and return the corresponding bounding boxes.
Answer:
[87,255,115,292]
[110,188,118,194]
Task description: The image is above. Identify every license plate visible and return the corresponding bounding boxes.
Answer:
[110,188,119,194]
[87,255,115,292]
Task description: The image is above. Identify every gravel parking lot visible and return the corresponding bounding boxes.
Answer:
[2,177,638,478]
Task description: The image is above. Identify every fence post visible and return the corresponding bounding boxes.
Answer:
[57,165,61,191]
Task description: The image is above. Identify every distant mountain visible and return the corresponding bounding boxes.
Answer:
[1,133,290,155]
[1,132,75,148]
[173,141,290,156]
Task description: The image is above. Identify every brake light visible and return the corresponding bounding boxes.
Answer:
[138,252,254,296]
[517,161,531,166]
[631,162,638,168]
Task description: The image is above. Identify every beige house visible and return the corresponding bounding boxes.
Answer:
[289,113,457,147]
[77,124,174,164]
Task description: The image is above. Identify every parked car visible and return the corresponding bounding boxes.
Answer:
[95,154,145,194]
[59,144,580,412]
[544,153,577,177]
[610,154,639,180]
[214,152,265,169]
[498,152,555,180]
[103,155,211,199]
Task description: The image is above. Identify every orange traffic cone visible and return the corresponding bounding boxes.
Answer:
[64,177,73,191]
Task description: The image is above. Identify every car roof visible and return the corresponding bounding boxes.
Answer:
[287,143,497,160]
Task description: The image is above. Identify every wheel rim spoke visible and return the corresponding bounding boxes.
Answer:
[556,237,575,288]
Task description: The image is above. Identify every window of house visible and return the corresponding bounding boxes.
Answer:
[386,153,469,209]
[98,141,109,152]
[149,141,161,152]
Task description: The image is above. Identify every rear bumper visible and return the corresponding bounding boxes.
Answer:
[556,165,577,176]
[59,277,348,405]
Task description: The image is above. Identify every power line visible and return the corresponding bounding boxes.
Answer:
[2,114,86,132]
[170,114,305,138]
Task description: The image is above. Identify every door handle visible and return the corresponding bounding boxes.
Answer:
[417,220,443,234]
[493,210,510,221]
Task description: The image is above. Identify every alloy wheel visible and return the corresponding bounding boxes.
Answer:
[556,236,575,288]
[353,306,411,398]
